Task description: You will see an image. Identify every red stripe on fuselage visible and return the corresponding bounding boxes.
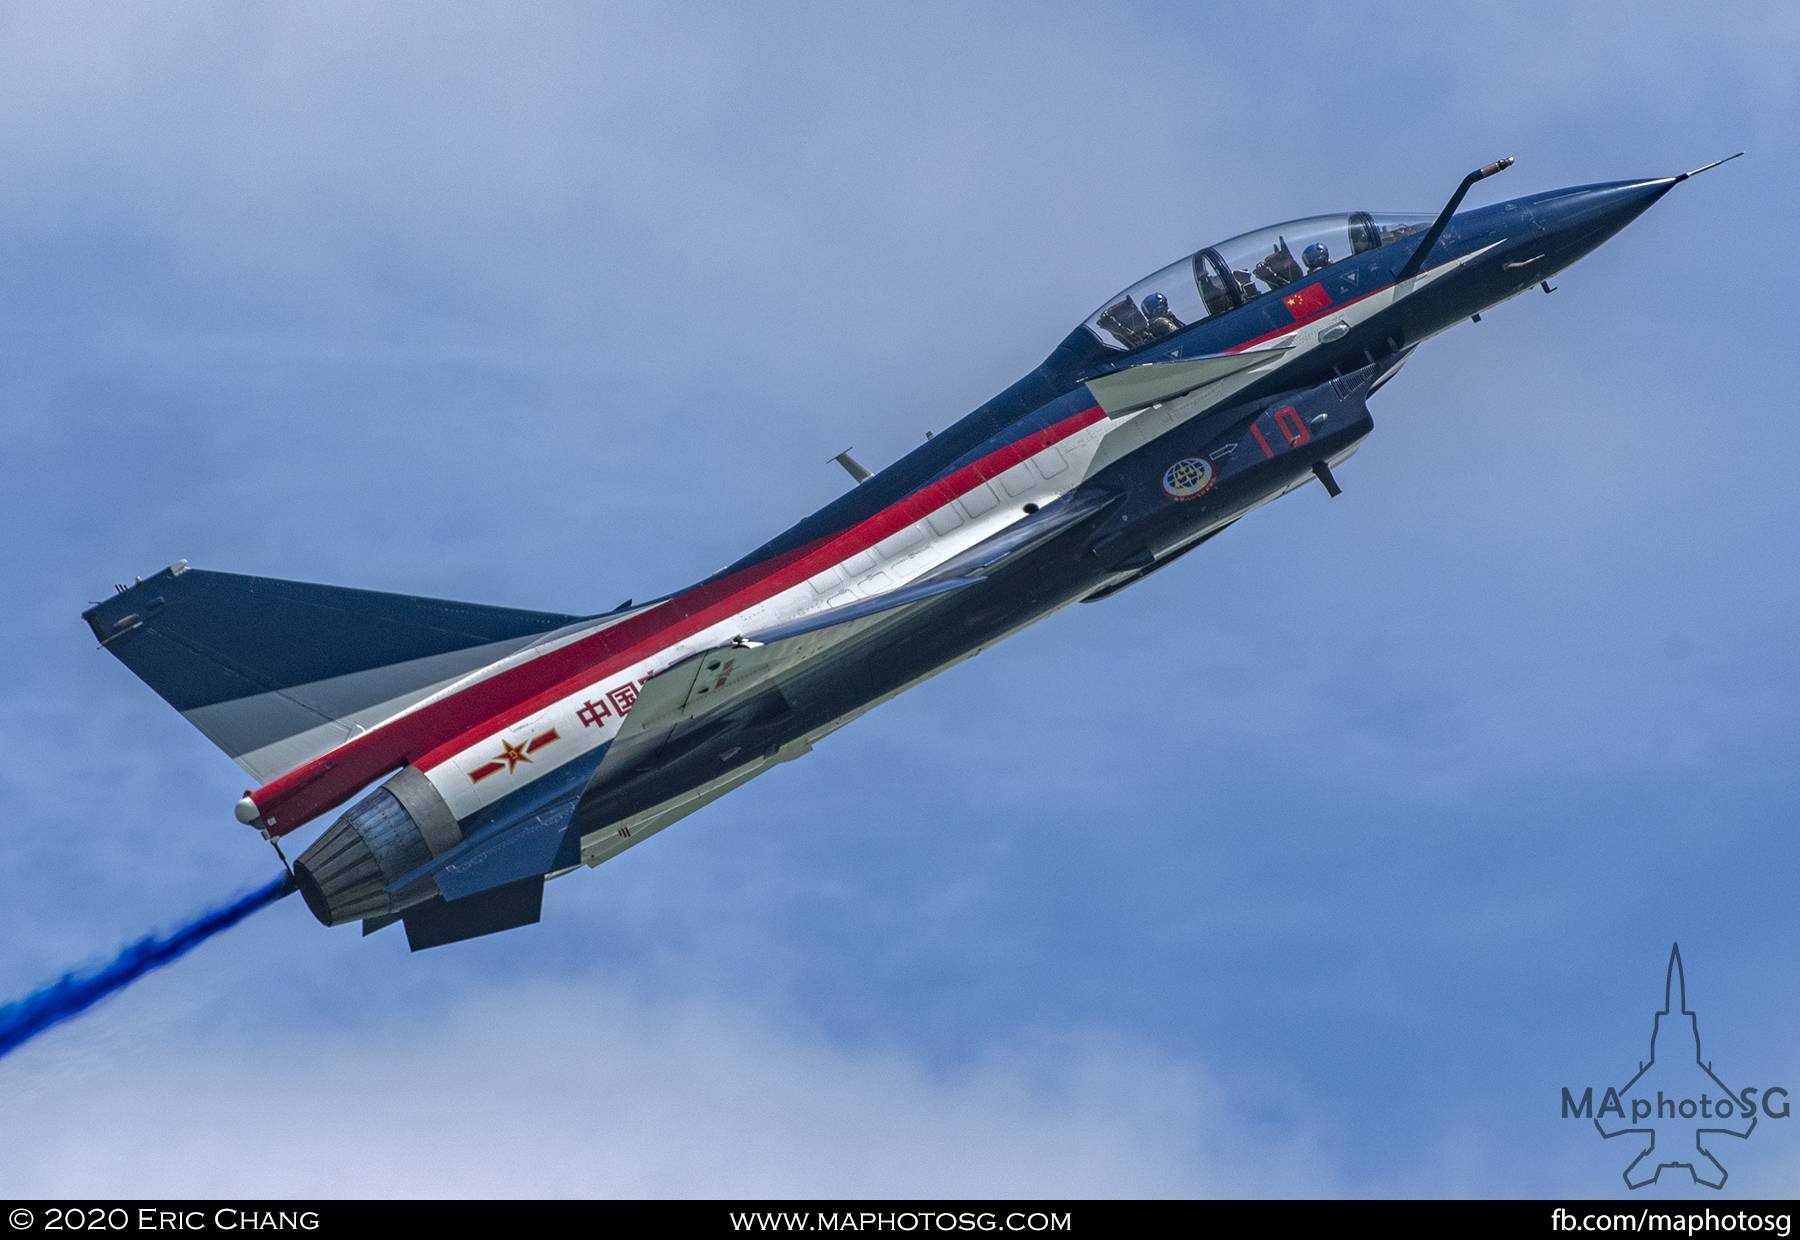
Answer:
[250,403,1108,835]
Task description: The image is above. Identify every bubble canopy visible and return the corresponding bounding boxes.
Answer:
[1076,212,1433,356]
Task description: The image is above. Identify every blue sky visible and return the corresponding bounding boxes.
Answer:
[2,0,1798,1197]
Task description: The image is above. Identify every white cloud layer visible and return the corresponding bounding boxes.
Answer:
[0,982,1338,1198]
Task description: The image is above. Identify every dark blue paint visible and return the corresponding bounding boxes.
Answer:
[82,566,580,710]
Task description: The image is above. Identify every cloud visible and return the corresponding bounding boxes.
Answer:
[0,981,1339,1198]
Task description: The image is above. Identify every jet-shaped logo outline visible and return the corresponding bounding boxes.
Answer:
[1594,944,1756,1189]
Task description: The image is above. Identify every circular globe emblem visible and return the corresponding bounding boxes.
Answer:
[1161,456,1216,502]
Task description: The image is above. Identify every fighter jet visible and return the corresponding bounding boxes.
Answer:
[83,156,1734,949]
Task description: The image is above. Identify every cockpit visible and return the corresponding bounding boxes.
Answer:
[1076,212,1433,356]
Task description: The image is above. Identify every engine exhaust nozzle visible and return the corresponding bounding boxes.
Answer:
[292,766,462,926]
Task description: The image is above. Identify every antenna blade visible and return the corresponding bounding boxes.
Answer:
[832,449,873,484]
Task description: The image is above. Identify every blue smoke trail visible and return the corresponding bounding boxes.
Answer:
[0,873,293,1061]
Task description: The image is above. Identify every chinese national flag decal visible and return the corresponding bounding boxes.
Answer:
[1282,284,1333,319]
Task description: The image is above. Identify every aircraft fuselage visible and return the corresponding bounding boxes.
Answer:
[91,168,1702,946]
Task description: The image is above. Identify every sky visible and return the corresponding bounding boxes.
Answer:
[2,0,1798,1199]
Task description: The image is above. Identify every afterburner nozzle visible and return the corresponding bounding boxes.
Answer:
[292,766,463,927]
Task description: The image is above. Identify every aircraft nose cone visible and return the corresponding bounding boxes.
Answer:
[1531,178,1678,256]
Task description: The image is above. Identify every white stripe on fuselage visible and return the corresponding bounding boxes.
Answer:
[426,422,1112,824]
[414,249,1495,833]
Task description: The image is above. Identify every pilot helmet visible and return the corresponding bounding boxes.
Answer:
[1143,292,1170,316]
[1302,242,1331,271]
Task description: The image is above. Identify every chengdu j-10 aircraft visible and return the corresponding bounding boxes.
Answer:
[85,156,1733,950]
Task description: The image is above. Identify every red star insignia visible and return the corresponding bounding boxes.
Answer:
[494,737,533,773]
